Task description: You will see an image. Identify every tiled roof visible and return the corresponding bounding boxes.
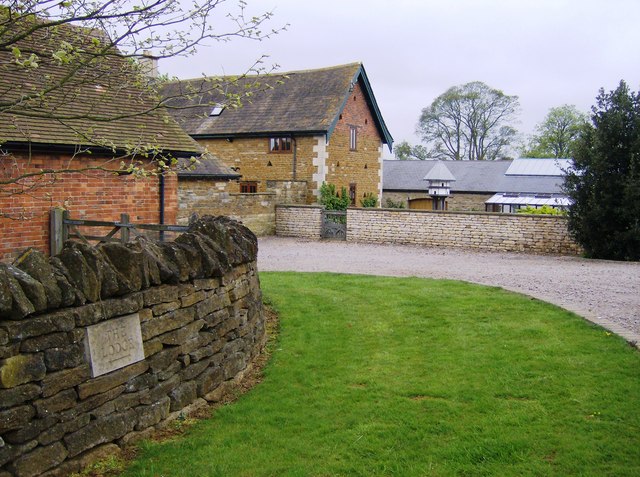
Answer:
[160,63,393,148]
[384,160,512,193]
[383,159,566,195]
[0,17,200,156]
[178,152,240,179]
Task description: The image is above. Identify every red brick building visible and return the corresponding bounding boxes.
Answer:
[162,63,393,206]
[0,19,201,261]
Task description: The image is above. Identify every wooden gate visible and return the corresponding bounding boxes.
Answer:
[321,210,347,240]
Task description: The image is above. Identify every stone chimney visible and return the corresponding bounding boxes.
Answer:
[139,50,158,78]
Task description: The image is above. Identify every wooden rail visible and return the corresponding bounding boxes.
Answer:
[49,208,189,256]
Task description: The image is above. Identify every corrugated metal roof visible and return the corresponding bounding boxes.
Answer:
[486,193,572,207]
[505,158,571,176]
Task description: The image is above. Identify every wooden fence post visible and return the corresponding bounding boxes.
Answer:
[49,208,66,256]
[120,213,130,244]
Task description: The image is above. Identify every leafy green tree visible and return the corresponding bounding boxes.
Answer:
[564,81,640,261]
[524,105,587,158]
[417,81,520,161]
[393,140,429,160]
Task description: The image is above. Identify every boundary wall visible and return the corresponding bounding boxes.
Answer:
[275,205,581,255]
[0,216,264,477]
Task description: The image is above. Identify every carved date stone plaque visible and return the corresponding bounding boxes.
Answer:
[85,313,145,377]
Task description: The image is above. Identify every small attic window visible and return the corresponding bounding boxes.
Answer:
[209,104,224,116]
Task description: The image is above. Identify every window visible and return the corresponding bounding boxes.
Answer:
[349,183,357,206]
[349,126,357,151]
[269,137,291,153]
[209,104,224,116]
[240,181,258,193]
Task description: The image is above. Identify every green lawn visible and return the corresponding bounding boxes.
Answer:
[123,273,640,476]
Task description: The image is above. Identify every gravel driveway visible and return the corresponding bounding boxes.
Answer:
[257,236,640,346]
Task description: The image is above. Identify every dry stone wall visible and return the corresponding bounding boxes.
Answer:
[275,205,581,255]
[0,216,265,477]
[275,205,323,239]
[347,208,581,254]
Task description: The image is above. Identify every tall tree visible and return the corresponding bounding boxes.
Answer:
[524,105,587,158]
[393,140,429,160]
[416,81,519,161]
[564,81,640,261]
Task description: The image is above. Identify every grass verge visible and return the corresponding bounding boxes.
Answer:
[122,273,640,476]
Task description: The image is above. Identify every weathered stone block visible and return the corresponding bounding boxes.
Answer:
[0,383,40,409]
[44,344,85,371]
[147,346,181,374]
[169,381,197,412]
[20,332,70,353]
[38,413,90,446]
[142,284,180,307]
[197,366,224,396]
[156,361,181,381]
[143,338,163,358]
[125,372,157,393]
[180,357,211,382]
[142,374,180,405]
[151,300,180,316]
[135,396,170,431]
[34,388,77,417]
[3,309,74,341]
[3,416,58,445]
[141,306,195,341]
[0,405,36,433]
[0,265,35,319]
[77,360,149,400]
[223,352,247,380]
[63,409,136,457]
[0,440,38,469]
[8,442,68,477]
[157,320,205,346]
[41,366,90,398]
[0,354,46,388]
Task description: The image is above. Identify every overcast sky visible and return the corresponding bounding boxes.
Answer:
[162,0,640,158]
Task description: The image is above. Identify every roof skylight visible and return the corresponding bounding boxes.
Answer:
[209,104,224,116]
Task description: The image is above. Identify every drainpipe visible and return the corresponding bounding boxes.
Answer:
[292,136,297,180]
[159,174,165,241]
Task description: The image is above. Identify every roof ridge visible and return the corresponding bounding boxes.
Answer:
[165,62,362,84]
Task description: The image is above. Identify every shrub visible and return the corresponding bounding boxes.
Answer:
[360,193,378,208]
[319,182,350,211]
[384,198,405,209]
[517,205,566,215]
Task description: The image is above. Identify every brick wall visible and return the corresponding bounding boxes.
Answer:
[275,205,322,239]
[326,82,383,204]
[275,205,581,255]
[178,179,307,236]
[0,152,177,262]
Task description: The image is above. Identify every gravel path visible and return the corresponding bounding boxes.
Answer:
[257,236,640,346]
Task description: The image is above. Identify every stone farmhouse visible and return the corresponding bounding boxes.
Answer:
[160,63,393,230]
[383,158,571,212]
[0,18,202,261]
